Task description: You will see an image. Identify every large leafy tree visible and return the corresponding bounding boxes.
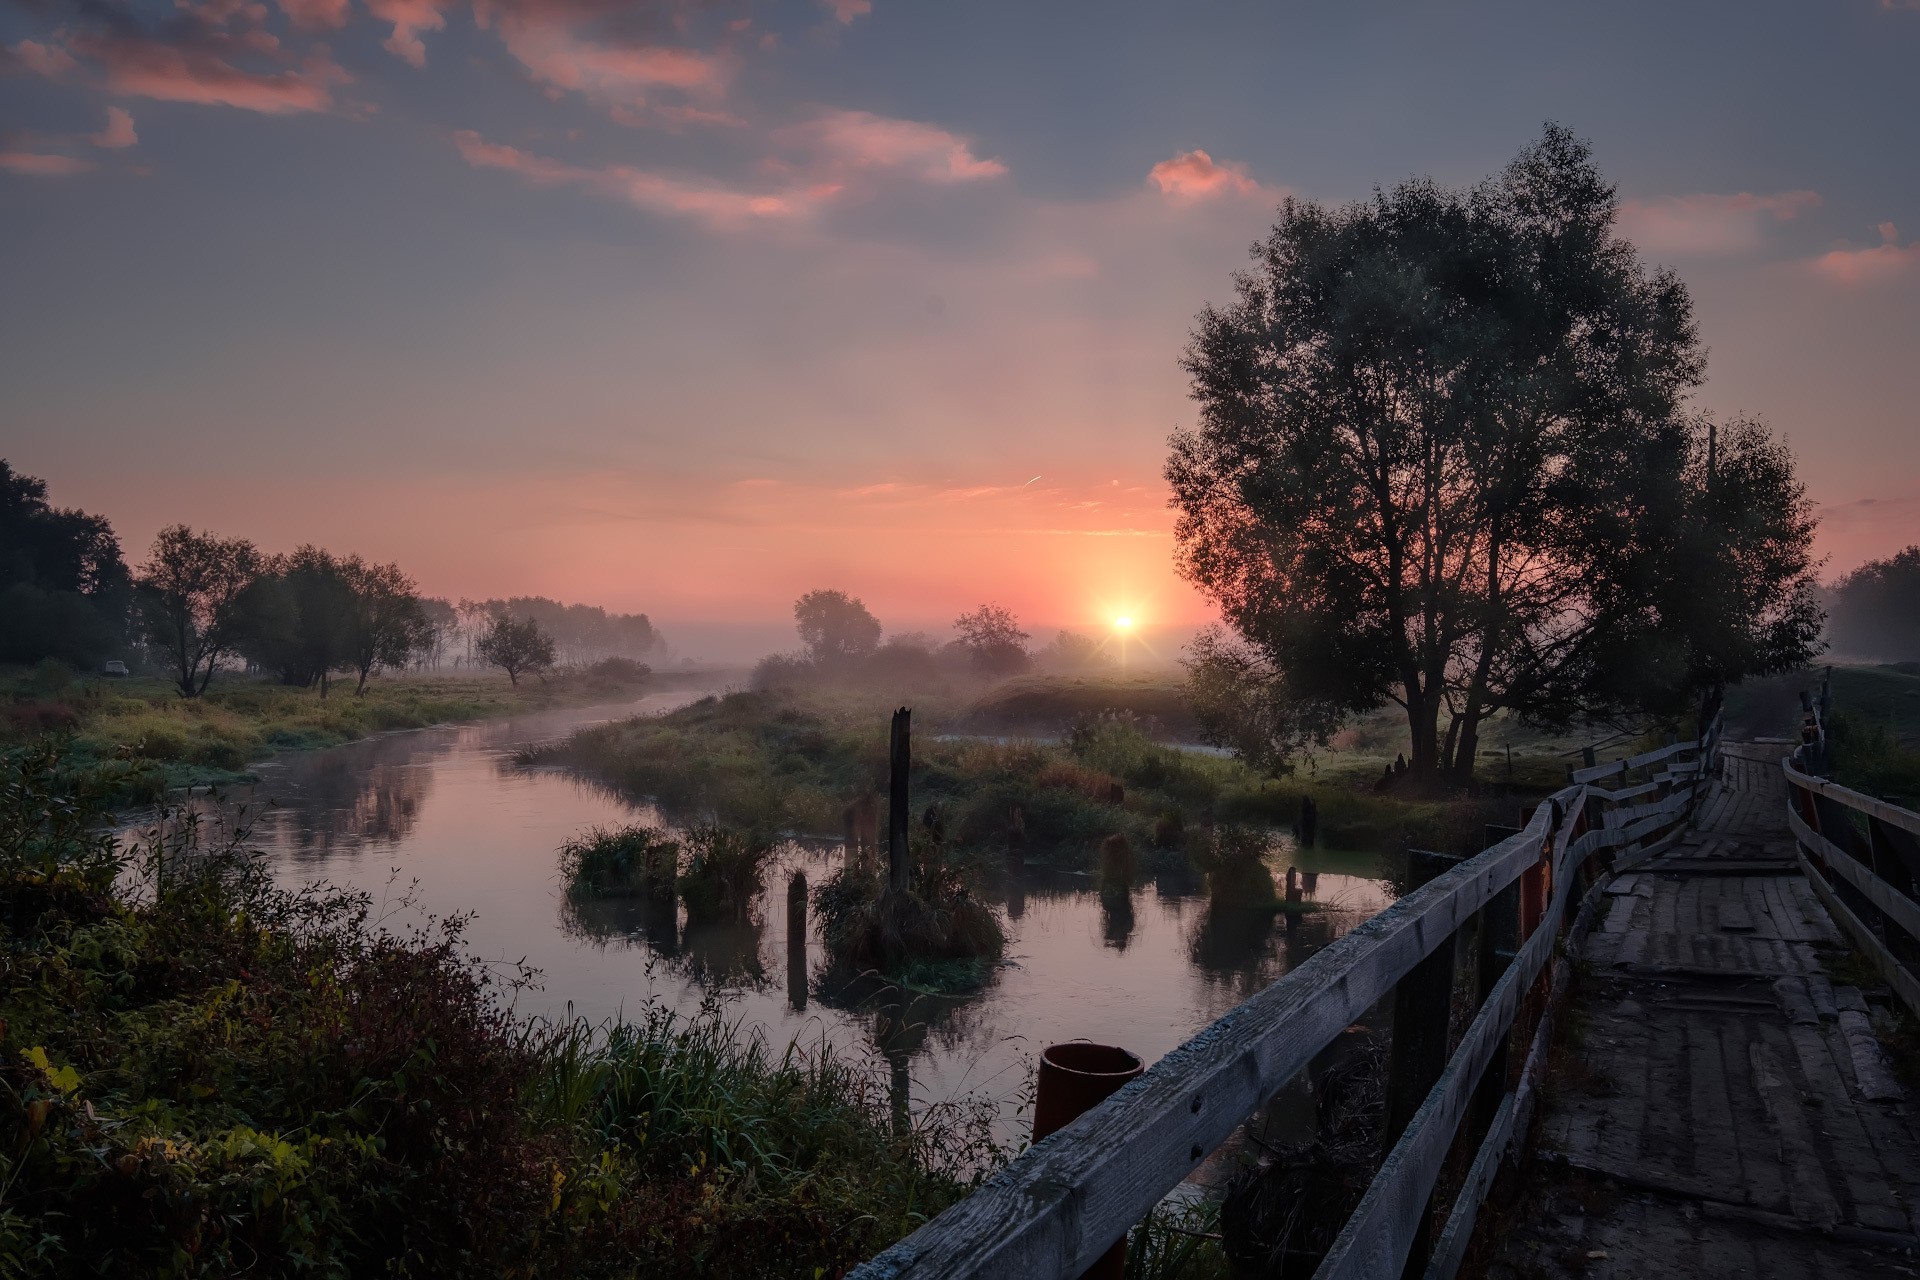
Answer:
[236,546,355,694]
[953,605,1030,676]
[0,460,131,665]
[136,526,261,697]
[1168,125,1818,785]
[339,557,431,694]
[793,589,883,667]
[476,615,556,686]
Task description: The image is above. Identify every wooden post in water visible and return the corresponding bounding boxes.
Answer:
[1384,848,1462,1277]
[787,871,808,1013]
[888,706,912,893]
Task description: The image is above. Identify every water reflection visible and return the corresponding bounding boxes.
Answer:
[224,691,1399,1141]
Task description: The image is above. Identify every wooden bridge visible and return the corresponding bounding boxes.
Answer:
[850,681,1920,1279]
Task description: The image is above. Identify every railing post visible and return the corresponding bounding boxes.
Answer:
[1384,849,1461,1276]
[1469,878,1521,1141]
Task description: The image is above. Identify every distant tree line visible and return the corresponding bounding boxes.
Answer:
[0,459,665,697]
[1825,547,1920,663]
[753,589,1111,690]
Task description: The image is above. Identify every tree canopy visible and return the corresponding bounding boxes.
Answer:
[1168,125,1819,785]
[793,589,883,666]
[0,460,130,666]
[953,605,1030,676]
[476,615,557,686]
[136,526,263,698]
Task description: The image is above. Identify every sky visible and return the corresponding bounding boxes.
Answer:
[4,0,1918,657]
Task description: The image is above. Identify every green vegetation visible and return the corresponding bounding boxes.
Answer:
[0,663,655,791]
[0,741,998,1277]
[814,838,1007,989]
[559,824,678,898]
[678,824,779,922]
[527,684,1531,870]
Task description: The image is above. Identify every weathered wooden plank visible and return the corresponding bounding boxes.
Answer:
[849,797,1575,1280]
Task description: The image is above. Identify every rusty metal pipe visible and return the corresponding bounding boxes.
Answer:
[1033,1042,1144,1280]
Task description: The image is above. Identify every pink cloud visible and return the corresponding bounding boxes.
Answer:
[92,106,138,149]
[825,0,873,21]
[1615,189,1820,255]
[791,110,1006,182]
[452,129,837,226]
[1812,222,1920,284]
[1148,149,1265,201]
[366,0,450,67]
[0,149,93,176]
[75,33,349,113]
[278,0,353,31]
[499,19,728,107]
[10,39,78,78]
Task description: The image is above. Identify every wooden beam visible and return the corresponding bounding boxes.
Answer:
[847,801,1570,1280]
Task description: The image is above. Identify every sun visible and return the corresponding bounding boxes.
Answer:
[1112,615,1134,631]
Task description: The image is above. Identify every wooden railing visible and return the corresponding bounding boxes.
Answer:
[851,715,1722,1280]
[1784,675,1920,1016]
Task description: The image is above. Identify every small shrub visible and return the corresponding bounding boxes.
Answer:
[815,838,1005,980]
[1191,825,1278,906]
[560,823,679,898]
[678,823,775,922]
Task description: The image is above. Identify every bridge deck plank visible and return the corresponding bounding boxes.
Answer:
[1483,743,1920,1279]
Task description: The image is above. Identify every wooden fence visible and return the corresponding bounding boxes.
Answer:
[851,715,1722,1280]
[1784,675,1920,1016]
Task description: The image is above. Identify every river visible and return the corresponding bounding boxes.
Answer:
[222,691,1396,1139]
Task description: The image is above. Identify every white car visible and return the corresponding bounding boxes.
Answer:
[102,660,130,677]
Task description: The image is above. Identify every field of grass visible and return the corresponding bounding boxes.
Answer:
[0,742,997,1277]
[0,659,663,792]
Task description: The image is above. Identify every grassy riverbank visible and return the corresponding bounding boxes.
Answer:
[521,682,1528,868]
[0,661,680,793]
[0,742,995,1277]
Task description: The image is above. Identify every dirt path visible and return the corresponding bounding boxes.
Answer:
[1484,743,1920,1277]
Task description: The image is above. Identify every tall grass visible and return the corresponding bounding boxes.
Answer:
[0,739,1001,1278]
[559,823,679,897]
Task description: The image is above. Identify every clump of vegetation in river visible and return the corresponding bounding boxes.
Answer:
[678,823,779,922]
[815,837,1006,992]
[559,822,679,897]
[1190,824,1282,907]
[0,740,998,1278]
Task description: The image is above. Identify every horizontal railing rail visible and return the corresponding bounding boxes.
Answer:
[1783,672,1920,1016]
[852,709,1723,1280]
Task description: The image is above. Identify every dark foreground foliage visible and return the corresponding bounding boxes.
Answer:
[0,741,998,1278]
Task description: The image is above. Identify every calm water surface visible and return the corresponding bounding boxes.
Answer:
[231,693,1397,1136]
